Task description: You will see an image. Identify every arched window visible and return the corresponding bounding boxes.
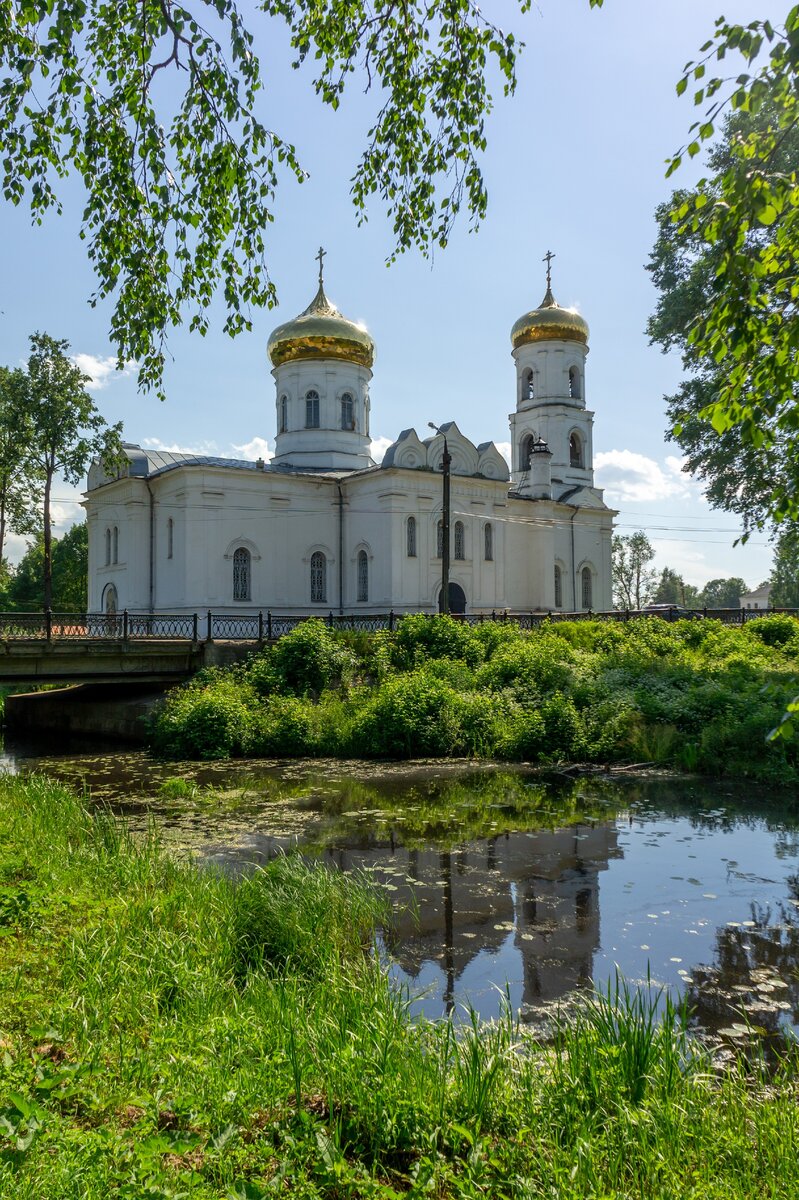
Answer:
[521,368,534,402]
[454,520,465,560]
[279,395,288,433]
[569,432,584,469]
[407,516,417,557]
[519,433,536,471]
[357,550,368,602]
[484,522,493,562]
[554,564,563,608]
[581,566,593,610]
[104,527,111,566]
[340,393,354,430]
[112,526,119,564]
[102,583,118,614]
[568,367,581,400]
[167,518,174,560]
[233,547,251,601]
[305,390,320,429]
[436,520,444,559]
[311,551,327,603]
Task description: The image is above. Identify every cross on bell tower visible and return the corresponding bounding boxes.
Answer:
[316,245,327,286]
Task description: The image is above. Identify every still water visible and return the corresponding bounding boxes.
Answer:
[3,739,799,1041]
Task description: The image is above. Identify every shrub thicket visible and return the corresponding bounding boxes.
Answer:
[148,615,799,780]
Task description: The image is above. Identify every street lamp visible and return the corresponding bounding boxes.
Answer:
[428,422,452,615]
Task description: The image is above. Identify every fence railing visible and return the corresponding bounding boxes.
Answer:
[0,605,794,645]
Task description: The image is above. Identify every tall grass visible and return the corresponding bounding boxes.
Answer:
[1,773,799,1197]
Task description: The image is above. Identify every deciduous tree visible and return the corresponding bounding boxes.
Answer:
[0,366,41,563]
[611,532,657,610]
[662,9,799,530]
[698,577,747,610]
[0,0,527,396]
[19,334,122,611]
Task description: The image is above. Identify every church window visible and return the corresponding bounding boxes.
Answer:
[569,367,581,400]
[112,526,119,564]
[167,518,174,560]
[233,547,251,601]
[340,393,354,430]
[569,432,584,469]
[484,523,493,561]
[554,564,563,608]
[357,550,368,602]
[105,528,111,566]
[436,520,444,559]
[311,551,327,603]
[454,521,465,560]
[581,566,593,610]
[279,395,288,433]
[520,434,534,471]
[407,516,417,557]
[103,583,118,615]
[522,368,534,402]
[305,390,320,429]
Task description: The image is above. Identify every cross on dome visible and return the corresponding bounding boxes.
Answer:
[542,249,556,290]
[316,245,327,286]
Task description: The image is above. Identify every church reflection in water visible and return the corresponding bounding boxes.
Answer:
[323,823,621,1017]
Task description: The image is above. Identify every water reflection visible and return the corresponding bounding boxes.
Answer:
[2,738,799,1038]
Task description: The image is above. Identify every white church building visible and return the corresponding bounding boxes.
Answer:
[85,257,615,617]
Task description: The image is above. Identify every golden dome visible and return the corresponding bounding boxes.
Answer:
[511,286,589,350]
[268,278,374,369]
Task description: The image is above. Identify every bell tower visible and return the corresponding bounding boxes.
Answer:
[509,252,594,498]
[267,250,375,471]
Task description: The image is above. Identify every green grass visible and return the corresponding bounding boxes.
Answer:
[1,772,799,1197]
[148,615,799,782]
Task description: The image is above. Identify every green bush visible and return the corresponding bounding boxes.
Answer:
[269,618,355,695]
[247,694,318,757]
[349,670,463,757]
[146,616,799,780]
[390,614,482,669]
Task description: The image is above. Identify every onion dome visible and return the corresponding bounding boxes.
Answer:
[267,261,374,369]
[511,284,589,350]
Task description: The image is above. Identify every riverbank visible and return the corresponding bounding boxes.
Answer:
[149,614,799,781]
[1,772,798,1198]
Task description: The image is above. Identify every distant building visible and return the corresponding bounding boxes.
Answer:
[740,584,772,610]
[85,255,616,616]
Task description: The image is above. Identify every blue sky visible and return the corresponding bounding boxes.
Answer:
[0,0,786,588]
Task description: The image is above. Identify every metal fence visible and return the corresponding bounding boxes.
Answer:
[0,605,795,644]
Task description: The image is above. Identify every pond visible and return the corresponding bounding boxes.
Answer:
[3,737,799,1045]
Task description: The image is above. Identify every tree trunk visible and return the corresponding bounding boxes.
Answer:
[0,485,6,567]
[43,470,53,612]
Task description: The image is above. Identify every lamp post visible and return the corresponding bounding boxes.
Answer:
[428,422,451,615]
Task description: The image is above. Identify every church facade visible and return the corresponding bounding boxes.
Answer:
[85,260,615,617]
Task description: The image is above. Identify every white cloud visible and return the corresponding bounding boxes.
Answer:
[495,441,512,468]
[370,435,394,464]
[73,353,136,391]
[594,449,695,503]
[231,436,273,462]
[142,437,220,455]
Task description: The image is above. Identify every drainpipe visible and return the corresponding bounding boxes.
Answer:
[569,504,578,611]
[337,480,344,615]
[145,479,155,614]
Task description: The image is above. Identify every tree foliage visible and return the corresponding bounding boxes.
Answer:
[770,530,799,607]
[0,521,88,611]
[611,532,657,610]
[662,8,799,530]
[16,334,122,610]
[648,99,799,535]
[0,365,41,563]
[0,0,526,395]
